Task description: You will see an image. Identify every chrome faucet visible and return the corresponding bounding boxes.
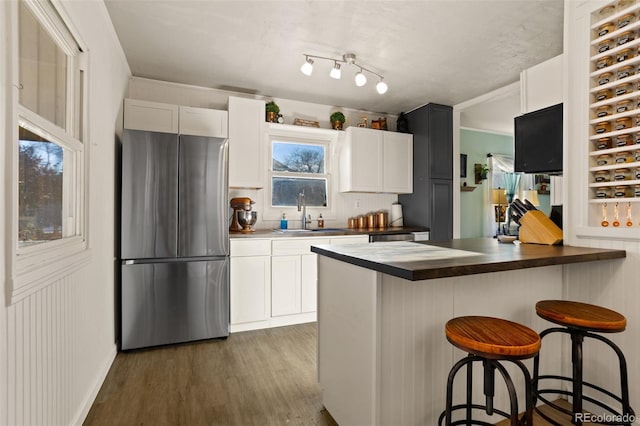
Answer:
[298,191,311,229]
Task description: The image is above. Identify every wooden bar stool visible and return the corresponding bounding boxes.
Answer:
[438,316,541,426]
[533,300,635,425]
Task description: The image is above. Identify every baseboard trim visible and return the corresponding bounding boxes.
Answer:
[72,344,117,426]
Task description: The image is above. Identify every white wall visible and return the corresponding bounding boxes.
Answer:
[129,77,400,230]
[0,1,131,425]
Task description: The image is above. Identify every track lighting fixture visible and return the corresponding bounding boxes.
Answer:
[299,53,388,94]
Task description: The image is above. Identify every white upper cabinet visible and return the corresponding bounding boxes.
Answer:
[340,126,413,193]
[124,98,179,133]
[228,96,265,188]
[179,105,228,138]
[124,98,228,137]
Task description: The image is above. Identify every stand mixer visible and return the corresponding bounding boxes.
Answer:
[230,197,257,232]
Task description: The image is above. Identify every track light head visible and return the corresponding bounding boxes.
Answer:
[329,62,341,79]
[300,57,314,76]
[355,69,367,87]
[376,79,388,94]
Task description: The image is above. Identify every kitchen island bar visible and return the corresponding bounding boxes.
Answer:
[311,239,625,426]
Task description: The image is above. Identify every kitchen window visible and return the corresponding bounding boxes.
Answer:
[270,139,329,208]
[8,0,89,302]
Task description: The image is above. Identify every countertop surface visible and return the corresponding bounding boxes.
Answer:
[310,238,627,281]
[230,226,429,239]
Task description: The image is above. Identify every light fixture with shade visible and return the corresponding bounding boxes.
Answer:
[329,61,341,79]
[492,188,508,236]
[300,56,314,76]
[299,52,388,94]
[522,189,540,207]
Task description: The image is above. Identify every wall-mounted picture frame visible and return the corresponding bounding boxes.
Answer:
[460,154,467,178]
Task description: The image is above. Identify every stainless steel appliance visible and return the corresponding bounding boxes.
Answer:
[120,129,229,350]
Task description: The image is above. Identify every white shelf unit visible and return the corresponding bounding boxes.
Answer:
[589,0,640,218]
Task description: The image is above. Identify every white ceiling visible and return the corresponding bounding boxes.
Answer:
[103,0,563,119]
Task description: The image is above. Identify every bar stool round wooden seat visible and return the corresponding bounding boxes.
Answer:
[438,316,541,426]
[533,300,635,426]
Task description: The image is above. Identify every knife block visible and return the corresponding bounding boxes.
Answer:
[519,210,563,245]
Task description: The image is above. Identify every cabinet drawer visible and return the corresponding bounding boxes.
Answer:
[230,239,271,256]
[272,237,331,256]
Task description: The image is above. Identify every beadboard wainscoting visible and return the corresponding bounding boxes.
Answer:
[4,269,117,425]
[564,238,640,421]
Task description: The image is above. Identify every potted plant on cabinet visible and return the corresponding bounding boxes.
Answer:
[330,111,346,130]
[266,101,280,123]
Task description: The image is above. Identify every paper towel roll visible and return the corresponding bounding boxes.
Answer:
[390,203,403,227]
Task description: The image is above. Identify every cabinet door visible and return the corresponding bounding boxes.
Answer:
[383,132,413,193]
[228,96,265,188]
[430,179,453,241]
[179,106,228,138]
[301,253,317,313]
[230,256,270,324]
[341,127,383,192]
[124,98,179,133]
[271,255,301,316]
[428,104,453,180]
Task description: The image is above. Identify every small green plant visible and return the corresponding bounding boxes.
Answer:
[330,111,345,123]
[266,101,280,114]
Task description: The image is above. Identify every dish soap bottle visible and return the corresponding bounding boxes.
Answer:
[317,214,324,228]
[280,213,288,229]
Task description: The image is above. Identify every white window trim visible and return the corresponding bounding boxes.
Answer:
[5,0,91,305]
[263,124,341,223]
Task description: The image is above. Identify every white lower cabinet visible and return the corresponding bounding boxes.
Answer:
[230,239,271,332]
[231,235,368,332]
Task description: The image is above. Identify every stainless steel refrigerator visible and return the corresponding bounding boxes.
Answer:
[120,129,229,350]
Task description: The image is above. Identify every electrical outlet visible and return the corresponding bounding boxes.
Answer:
[355,199,361,209]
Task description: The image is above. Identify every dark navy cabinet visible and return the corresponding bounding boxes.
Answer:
[398,103,453,241]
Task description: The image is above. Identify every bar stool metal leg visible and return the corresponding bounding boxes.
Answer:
[571,331,584,426]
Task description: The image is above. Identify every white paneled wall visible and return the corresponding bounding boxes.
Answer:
[1,1,130,425]
[564,240,640,418]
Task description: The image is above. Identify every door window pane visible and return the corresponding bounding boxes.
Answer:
[18,125,65,246]
[272,177,327,207]
[19,0,67,128]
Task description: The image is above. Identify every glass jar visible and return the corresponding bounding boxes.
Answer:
[616,150,634,163]
[615,117,632,130]
[635,184,640,197]
[596,138,612,150]
[615,99,633,113]
[598,22,616,37]
[597,105,613,117]
[617,47,635,62]
[596,186,613,198]
[618,30,635,45]
[614,185,633,197]
[615,82,632,95]
[596,55,613,70]
[636,167,640,180]
[596,88,613,101]
[618,65,635,79]
[598,72,614,85]
[599,5,616,18]
[618,0,636,10]
[595,121,612,134]
[636,114,640,127]
[618,13,636,28]
[597,153,613,165]
[614,168,632,180]
[636,151,640,161]
[595,170,612,182]
[599,39,615,53]
[617,134,634,146]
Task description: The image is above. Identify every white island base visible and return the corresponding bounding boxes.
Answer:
[317,256,563,426]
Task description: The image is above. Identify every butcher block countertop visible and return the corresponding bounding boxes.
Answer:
[310,238,626,281]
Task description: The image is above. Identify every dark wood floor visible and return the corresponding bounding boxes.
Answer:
[85,323,574,425]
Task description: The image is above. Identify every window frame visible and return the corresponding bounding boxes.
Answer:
[270,138,330,209]
[6,0,90,304]
[263,126,339,223]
